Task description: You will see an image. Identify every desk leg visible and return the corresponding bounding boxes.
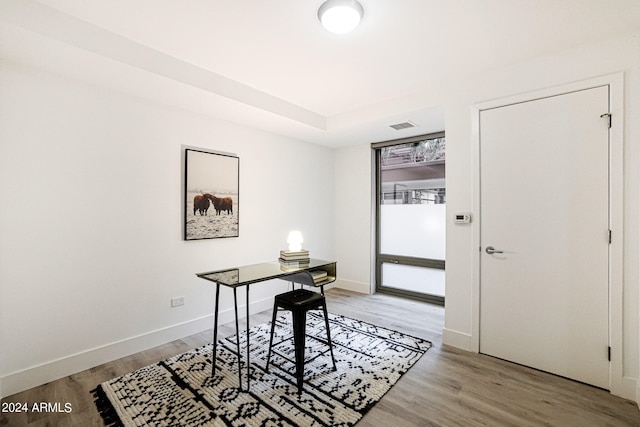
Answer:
[233,287,242,391]
[212,282,220,377]
[246,284,250,391]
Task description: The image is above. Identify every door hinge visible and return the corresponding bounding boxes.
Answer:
[600,113,612,128]
[608,346,611,361]
[609,229,612,244]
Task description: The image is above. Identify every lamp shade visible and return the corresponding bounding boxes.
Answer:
[318,0,364,34]
[287,231,304,251]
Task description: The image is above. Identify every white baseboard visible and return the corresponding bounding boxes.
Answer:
[442,327,474,352]
[0,296,274,399]
[333,278,371,294]
[607,370,636,403]
[632,377,640,407]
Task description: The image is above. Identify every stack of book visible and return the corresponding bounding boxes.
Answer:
[310,270,328,284]
[279,249,310,270]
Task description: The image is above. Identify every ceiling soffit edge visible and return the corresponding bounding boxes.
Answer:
[0,0,327,131]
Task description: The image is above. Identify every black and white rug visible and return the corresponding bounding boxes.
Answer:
[93,312,432,426]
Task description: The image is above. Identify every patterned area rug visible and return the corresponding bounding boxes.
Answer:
[93,312,432,426]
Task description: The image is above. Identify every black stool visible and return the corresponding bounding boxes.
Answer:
[265,272,337,393]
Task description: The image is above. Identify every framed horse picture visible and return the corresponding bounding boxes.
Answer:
[184,148,239,240]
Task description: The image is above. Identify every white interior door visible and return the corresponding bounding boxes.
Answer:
[479,86,610,389]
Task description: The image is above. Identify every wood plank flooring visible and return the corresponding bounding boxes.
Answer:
[1,288,638,426]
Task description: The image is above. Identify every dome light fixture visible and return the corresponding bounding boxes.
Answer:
[318,0,364,34]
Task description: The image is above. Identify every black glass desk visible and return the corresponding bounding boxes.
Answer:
[196,259,337,391]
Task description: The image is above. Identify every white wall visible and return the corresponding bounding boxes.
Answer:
[334,32,640,401]
[0,60,335,398]
[333,144,372,293]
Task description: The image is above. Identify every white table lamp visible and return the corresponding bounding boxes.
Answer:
[287,231,303,252]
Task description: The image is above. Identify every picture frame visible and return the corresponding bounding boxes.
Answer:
[184,148,239,240]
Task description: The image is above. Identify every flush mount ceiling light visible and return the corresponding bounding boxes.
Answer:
[318,0,364,34]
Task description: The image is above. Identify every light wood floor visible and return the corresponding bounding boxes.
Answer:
[1,288,638,426]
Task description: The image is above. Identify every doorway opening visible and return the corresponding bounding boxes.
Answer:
[373,132,445,305]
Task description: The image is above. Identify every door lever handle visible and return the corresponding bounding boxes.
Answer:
[485,246,504,254]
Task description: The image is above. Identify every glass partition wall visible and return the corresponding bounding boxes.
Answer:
[373,132,445,305]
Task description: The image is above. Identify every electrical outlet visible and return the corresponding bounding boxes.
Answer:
[171,297,184,307]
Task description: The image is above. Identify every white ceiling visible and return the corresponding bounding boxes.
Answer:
[2,0,639,147]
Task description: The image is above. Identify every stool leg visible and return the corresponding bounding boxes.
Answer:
[322,300,337,371]
[265,301,279,373]
[291,309,307,393]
